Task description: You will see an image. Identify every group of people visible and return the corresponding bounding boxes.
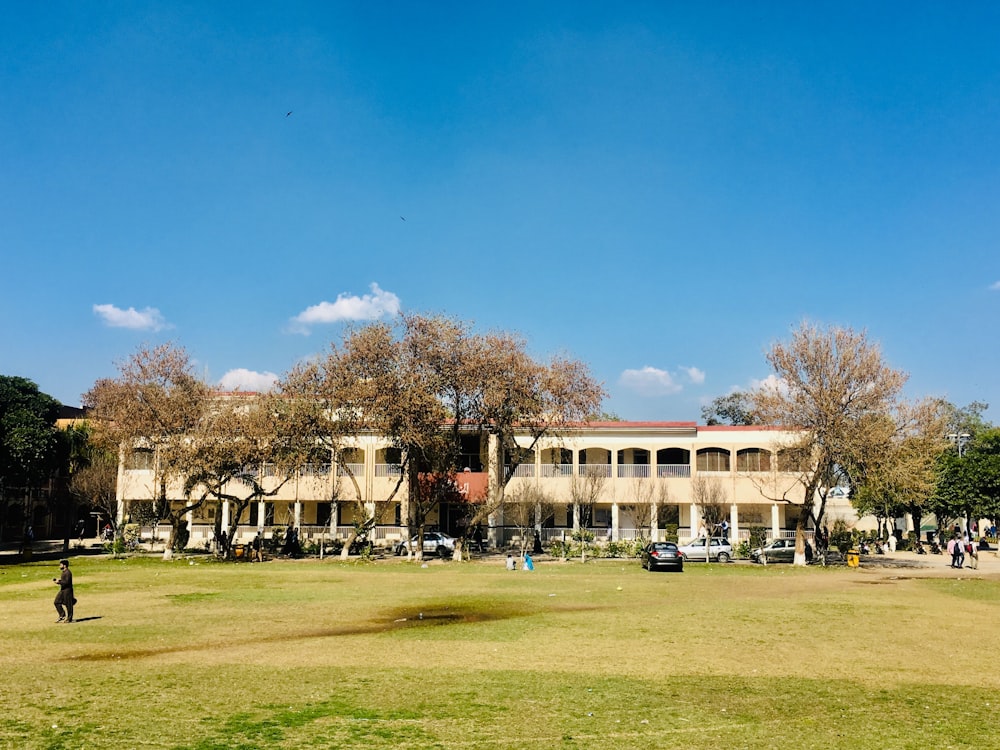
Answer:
[505,552,534,571]
[947,530,979,570]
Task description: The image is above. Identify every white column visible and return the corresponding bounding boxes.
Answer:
[257,501,266,531]
[611,502,619,541]
[690,503,699,540]
[221,501,230,533]
[650,502,659,543]
[293,501,301,529]
[729,503,738,542]
[771,503,780,539]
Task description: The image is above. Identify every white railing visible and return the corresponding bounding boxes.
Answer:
[375,463,403,477]
[504,464,536,478]
[337,463,365,478]
[539,464,573,477]
[617,465,651,479]
[608,528,643,541]
[656,464,691,478]
[299,463,330,476]
[577,465,612,478]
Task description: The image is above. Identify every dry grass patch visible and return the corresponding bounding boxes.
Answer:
[1,555,998,748]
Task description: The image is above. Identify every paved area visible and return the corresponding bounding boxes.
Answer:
[847,547,1000,577]
[3,540,999,578]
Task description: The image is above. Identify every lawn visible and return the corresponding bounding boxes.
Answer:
[1,554,997,749]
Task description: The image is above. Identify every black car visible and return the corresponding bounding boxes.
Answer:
[641,541,684,572]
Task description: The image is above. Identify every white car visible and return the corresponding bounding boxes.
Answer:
[394,531,456,557]
[677,536,733,562]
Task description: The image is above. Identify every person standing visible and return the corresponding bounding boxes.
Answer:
[968,539,979,570]
[472,525,484,553]
[52,559,75,623]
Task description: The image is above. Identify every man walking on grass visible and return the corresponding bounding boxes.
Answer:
[53,559,75,623]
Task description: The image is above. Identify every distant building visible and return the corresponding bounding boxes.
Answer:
[116,420,868,549]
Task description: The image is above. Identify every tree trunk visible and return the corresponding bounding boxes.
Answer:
[340,528,358,561]
[793,516,807,566]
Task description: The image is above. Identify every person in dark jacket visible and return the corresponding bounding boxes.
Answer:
[52,559,75,623]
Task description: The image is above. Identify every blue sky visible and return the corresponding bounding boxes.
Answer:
[2,2,998,421]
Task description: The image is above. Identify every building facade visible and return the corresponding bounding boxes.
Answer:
[116,421,866,550]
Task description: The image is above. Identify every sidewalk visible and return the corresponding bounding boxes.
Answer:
[0,539,106,564]
[854,547,1000,576]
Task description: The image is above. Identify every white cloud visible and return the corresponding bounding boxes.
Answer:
[682,366,706,385]
[93,303,169,331]
[750,374,786,394]
[619,366,683,396]
[218,368,279,392]
[290,283,401,333]
[990,281,1000,291]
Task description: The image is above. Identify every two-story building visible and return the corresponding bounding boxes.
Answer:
[116,419,869,551]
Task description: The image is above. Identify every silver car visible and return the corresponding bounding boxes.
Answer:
[750,538,796,563]
[677,536,733,562]
[394,531,456,557]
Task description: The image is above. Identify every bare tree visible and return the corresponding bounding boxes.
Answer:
[177,392,314,555]
[69,447,118,535]
[279,323,412,560]
[691,475,728,562]
[281,315,603,562]
[84,344,212,556]
[502,483,556,557]
[752,322,908,565]
[569,466,607,562]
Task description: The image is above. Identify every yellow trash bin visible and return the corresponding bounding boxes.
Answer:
[846,549,860,568]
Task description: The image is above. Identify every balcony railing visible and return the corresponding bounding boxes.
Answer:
[504,464,536,478]
[577,465,612,478]
[299,463,331,476]
[337,463,365,478]
[539,464,573,477]
[656,464,692,478]
[617,465,651,479]
[375,463,404,477]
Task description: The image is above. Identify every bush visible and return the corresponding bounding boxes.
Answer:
[830,519,852,553]
[600,539,645,559]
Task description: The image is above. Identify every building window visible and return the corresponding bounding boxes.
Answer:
[126,449,155,470]
[736,448,771,472]
[696,448,730,472]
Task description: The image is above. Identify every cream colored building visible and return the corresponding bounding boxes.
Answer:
[116,421,866,549]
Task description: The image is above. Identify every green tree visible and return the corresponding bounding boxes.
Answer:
[931,428,1000,534]
[0,376,63,540]
[848,399,947,542]
[700,391,758,426]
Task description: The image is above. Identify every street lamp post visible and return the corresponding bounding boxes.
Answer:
[945,432,973,538]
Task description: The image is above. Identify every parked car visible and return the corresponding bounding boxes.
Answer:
[750,538,796,563]
[677,536,733,562]
[394,531,456,557]
[641,541,684,572]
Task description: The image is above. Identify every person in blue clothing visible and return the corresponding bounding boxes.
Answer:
[523,552,534,571]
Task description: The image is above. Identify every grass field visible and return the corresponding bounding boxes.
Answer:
[2,553,998,749]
